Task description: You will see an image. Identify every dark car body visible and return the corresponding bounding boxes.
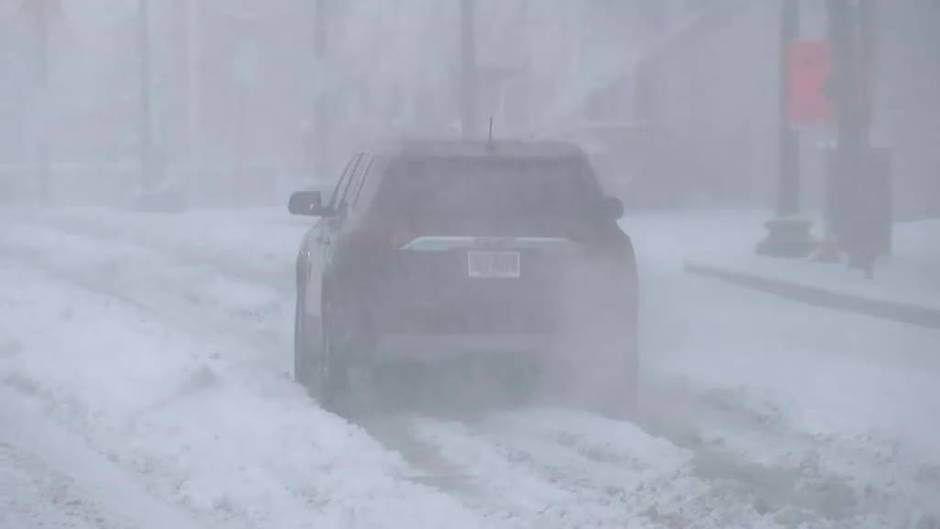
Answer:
[290,140,638,413]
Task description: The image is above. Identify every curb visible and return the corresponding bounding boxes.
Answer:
[684,260,940,330]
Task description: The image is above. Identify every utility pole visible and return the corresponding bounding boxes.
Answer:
[460,0,478,139]
[33,0,53,203]
[825,0,890,273]
[187,0,201,169]
[777,0,800,217]
[313,0,330,180]
[828,0,875,158]
[757,0,813,258]
[138,0,154,190]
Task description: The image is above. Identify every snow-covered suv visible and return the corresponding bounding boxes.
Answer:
[289,141,639,415]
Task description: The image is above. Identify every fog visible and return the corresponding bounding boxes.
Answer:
[2,0,654,205]
[1,1,939,528]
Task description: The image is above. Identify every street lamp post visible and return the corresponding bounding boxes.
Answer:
[757,0,814,258]
[777,0,800,217]
[460,0,478,139]
[314,0,330,180]
[187,0,201,168]
[32,0,54,203]
[138,0,154,191]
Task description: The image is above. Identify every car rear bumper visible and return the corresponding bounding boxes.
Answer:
[373,332,553,363]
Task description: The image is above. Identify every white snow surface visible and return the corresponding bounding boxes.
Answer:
[1,206,938,529]
[678,210,940,311]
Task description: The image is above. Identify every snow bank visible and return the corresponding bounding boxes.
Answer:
[650,209,940,311]
[0,208,487,529]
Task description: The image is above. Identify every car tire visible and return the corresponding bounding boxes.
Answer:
[619,335,640,419]
[603,315,640,419]
[318,291,353,409]
[295,289,350,411]
[294,296,313,386]
[593,316,639,421]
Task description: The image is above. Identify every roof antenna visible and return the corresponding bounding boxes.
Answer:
[487,116,494,147]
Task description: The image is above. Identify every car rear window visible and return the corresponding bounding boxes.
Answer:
[372,156,602,221]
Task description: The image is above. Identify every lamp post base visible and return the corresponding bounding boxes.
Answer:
[756,218,814,258]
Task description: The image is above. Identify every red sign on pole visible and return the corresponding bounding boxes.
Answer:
[788,40,833,125]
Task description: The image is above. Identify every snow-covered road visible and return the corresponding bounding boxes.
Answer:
[1,207,938,529]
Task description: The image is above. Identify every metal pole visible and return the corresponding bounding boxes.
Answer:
[186,0,201,167]
[757,0,812,258]
[138,0,153,190]
[828,0,854,154]
[314,0,329,180]
[460,0,478,139]
[778,0,800,216]
[828,0,875,155]
[36,0,50,203]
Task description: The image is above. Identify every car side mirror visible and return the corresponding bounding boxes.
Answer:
[288,190,333,217]
[601,196,624,220]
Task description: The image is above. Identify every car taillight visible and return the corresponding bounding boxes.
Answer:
[389,226,419,249]
[346,226,395,251]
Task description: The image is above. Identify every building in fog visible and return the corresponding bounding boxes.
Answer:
[875,1,940,219]
[634,0,940,218]
[2,0,936,214]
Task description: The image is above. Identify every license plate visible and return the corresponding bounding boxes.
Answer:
[468,251,521,279]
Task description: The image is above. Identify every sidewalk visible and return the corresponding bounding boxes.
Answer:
[674,211,940,328]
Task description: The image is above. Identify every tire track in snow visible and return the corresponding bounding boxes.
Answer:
[640,378,939,527]
[7,208,302,293]
[0,221,292,374]
[356,414,481,494]
[0,259,294,529]
[0,443,133,529]
[408,410,770,529]
[404,402,933,529]
[0,392,211,529]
